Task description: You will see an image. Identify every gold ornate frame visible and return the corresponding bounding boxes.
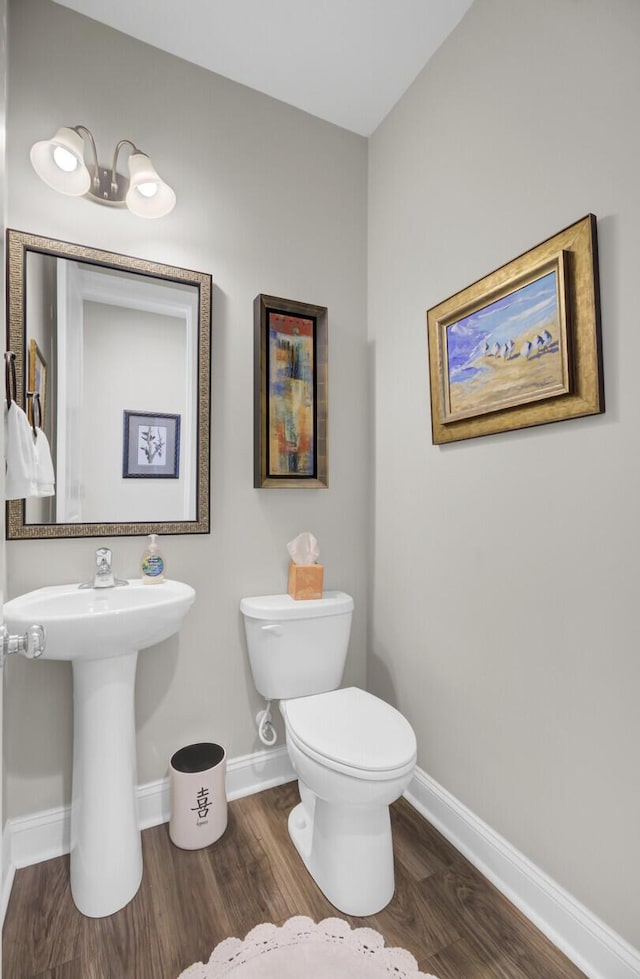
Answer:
[6,229,212,538]
[27,337,47,429]
[427,214,603,444]
[254,293,328,488]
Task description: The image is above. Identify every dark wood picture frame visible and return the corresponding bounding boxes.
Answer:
[254,294,328,488]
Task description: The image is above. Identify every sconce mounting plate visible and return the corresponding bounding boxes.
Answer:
[86,165,129,207]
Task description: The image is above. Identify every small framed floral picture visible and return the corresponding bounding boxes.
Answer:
[123,410,181,478]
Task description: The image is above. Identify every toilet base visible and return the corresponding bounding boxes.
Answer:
[287,784,395,916]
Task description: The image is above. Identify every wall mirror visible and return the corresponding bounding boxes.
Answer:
[6,230,211,539]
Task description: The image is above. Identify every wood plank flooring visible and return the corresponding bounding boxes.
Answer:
[3,781,587,979]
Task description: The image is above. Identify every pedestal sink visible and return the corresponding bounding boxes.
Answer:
[3,579,195,917]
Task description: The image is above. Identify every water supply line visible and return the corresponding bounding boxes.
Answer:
[256,701,277,746]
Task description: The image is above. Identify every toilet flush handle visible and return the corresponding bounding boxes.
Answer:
[260,623,282,636]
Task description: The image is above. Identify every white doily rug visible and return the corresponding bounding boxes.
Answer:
[178,916,439,978]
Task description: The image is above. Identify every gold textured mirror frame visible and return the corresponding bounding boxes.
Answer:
[6,230,211,539]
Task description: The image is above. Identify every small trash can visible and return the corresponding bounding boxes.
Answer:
[169,742,227,850]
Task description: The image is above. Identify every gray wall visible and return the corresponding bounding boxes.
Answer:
[4,0,368,816]
[368,0,640,951]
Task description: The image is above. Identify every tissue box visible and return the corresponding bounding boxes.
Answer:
[288,562,324,600]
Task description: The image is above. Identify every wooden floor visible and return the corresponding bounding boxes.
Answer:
[3,781,587,979]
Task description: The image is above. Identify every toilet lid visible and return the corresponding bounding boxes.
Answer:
[283,687,416,779]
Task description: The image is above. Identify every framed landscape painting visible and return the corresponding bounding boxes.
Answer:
[441,252,571,423]
[427,215,603,444]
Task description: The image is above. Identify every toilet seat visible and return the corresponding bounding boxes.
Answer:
[282,687,416,781]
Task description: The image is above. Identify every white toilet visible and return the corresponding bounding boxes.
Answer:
[240,590,416,916]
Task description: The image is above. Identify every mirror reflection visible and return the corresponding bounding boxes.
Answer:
[6,231,211,539]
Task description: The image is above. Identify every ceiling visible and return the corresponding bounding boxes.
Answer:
[53,0,474,136]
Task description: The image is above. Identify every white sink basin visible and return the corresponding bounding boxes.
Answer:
[4,578,196,660]
[3,577,195,918]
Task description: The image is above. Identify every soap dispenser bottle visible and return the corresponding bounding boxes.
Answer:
[141,534,165,584]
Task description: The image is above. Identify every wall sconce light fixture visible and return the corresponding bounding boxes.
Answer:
[30,125,176,219]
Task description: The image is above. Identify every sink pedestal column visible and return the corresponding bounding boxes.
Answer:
[70,650,142,917]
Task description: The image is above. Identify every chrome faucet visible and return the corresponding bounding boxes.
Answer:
[79,547,129,589]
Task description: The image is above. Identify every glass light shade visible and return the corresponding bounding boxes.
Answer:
[30,127,91,196]
[126,152,176,218]
[136,182,158,198]
[53,145,78,172]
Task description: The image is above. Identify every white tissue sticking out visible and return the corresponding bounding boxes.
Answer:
[287,531,320,566]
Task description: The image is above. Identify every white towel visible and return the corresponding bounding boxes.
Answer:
[33,427,55,497]
[4,400,38,499]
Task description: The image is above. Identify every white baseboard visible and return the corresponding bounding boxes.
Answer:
[405,766,640,979]
[1,820,14,928]
[1,745,295,925]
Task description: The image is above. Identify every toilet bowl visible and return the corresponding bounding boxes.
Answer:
[240,591,417,916]
[281,686,416,915]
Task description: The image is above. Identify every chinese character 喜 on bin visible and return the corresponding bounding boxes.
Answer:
[191,786,210,818]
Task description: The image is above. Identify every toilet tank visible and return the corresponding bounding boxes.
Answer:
[240,591,354,700]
